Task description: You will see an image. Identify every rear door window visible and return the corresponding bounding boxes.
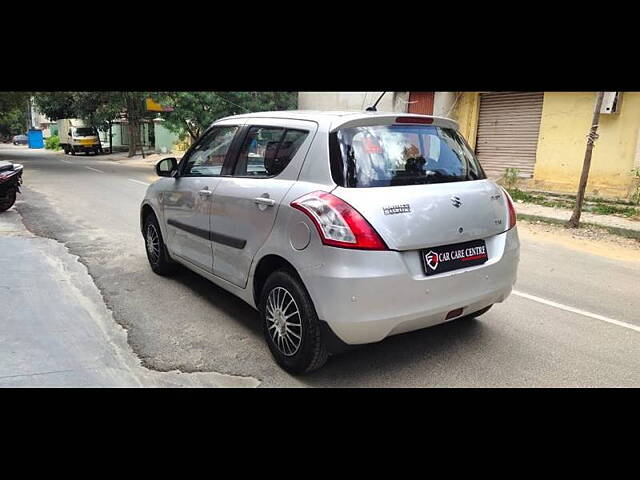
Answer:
[234,126,308,177]
[330,125,485,188]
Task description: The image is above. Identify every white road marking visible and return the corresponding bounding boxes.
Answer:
[128,179,150,186]
[513,290,640,333]
[60,159,73,164]
[84,166,104,173]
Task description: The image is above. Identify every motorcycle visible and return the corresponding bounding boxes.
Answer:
[0,160,23,212]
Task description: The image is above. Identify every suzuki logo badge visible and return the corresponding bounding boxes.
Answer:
[451,195,462,208]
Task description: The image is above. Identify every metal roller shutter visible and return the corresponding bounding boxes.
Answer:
[475,92,544,178]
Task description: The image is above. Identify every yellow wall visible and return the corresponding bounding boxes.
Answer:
[534,92,640,198]
[452,92,480,148]
[451,92,640,199]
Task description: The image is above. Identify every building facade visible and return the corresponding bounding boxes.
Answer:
[98,119,182,154]
[453,92,640,199]
[298,91,640,200]
[298,92,458,117]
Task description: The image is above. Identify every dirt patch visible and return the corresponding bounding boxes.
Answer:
[518,219,640,262]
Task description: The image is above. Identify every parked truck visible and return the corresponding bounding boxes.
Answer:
[57,119,103,155]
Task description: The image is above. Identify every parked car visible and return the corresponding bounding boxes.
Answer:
[140,111,520,373]
[12,134,28,145]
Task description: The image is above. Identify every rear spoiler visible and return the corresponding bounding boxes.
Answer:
[330,114,459,132]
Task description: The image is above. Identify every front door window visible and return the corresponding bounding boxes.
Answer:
[182,126,238,177]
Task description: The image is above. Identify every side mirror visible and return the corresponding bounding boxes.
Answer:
[156,157,178,177]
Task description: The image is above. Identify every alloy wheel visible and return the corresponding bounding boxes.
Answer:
[146,223,160,264]
[266,286,302,356]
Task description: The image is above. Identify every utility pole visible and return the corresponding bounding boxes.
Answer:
[566,92,605,229]
[109,121,113,154]
[140,123,145,159]
[26,97,32,132]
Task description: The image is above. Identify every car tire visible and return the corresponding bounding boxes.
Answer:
[70,147,76,155]
[0,188,17,212]
[259,270,329,374]
[143,212,177,276]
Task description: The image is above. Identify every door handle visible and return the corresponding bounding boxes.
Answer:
[254,197,276,207]
[199,189,212,197]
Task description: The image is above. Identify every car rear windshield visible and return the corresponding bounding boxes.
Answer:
[329,124,486,188]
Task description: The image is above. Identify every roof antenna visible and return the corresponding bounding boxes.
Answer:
[366,91,387,111]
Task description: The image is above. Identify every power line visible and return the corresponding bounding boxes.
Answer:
[211,93,251,113]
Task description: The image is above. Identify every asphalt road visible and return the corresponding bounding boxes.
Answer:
[3,144,639,387]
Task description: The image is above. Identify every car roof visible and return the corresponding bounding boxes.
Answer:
[216,110,459,131]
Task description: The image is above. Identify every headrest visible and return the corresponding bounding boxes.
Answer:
[264,141,290,176]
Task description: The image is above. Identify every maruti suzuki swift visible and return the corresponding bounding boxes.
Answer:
[140,111,520,373]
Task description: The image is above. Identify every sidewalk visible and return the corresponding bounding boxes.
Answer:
[0,208,258,387]
[51,148,184,167]
[516,202,640,239]
[100,150,184,166]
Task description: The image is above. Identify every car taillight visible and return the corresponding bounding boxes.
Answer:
[290,191,388,250]
[501,187,517,229]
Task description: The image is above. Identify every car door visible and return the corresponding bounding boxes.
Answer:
[162,123,241,272]
[210,120,316,288]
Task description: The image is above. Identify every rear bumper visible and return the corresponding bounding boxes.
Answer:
[300,228,520,345]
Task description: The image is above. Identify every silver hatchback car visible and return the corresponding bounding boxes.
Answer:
[140,111,520,373]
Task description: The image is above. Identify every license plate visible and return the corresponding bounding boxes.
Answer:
[422,239,488,276]
[80,140,94,145]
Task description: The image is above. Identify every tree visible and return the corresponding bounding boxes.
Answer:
[0,92,31,140]
[31,92,77,120]
[566,92,605,229]
[34,91,152,157]
[155,92,297,141]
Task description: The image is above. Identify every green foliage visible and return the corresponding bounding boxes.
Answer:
[500,167,521,190]
[32,92,77,120]
[33,91,298,143]
[154,92,297,140]
[33,92,149,129]
[0,106,26,139]
[507,188,538,203]
[45,135,61,151]
[0,92,30,140]
[0,92,31,112]
[33,92,153,156]
[590,203,638,217]
[506,187,639,218]
[32,91,297,154]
